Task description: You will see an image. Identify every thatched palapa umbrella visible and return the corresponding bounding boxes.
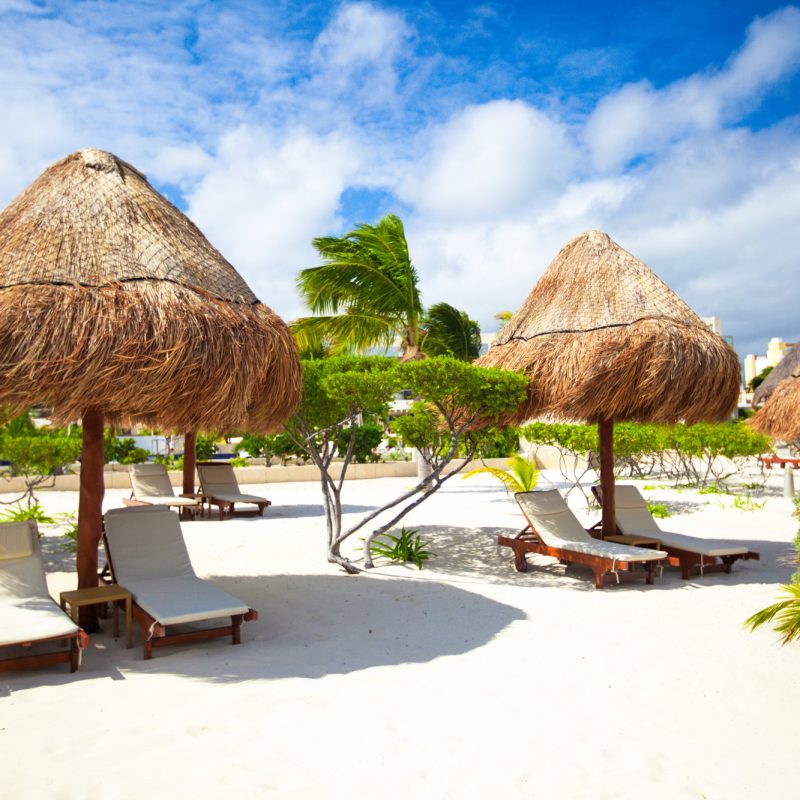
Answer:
[0,149,301,624]
[752,345,800,406]
[750,369,800,442]
[477,230,740,537]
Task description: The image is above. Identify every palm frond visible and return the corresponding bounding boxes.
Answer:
[422,302,481,361]
[746,583,800,645]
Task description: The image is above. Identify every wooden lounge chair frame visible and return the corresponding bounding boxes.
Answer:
[591,485,760,579]
[102,508,257,659]
[500,491,665,589]
[196,461,271,520]
[1,521,89,673]
[125,463,201,520]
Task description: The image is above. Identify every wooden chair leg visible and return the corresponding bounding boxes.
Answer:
[513,545,527,572]
[232,615,243,645]
[70,638,80,672]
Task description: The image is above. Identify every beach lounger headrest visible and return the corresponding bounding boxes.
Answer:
[0,520,34,560]
[130,462,176,497]
[515,490,593,545]
[104,506,195,583]
[608,485,662,535]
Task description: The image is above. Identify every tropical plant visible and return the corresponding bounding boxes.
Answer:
[293,214,425,359]
[463,455,538,494]
[282,355,528,572]
[746,583,800,644]
[368,527,434,570]
[292,213,480,361]
[228,456,251,468]
[0,500,55,523]
[421,302,481,361]
[732,495,766,511]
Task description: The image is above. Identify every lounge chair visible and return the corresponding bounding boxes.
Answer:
[196,461,271,520]
[126,463,201,519]
[499,490,667,588]
[0,520,89,672]
[592,484,760,579]
[103,507,257,659]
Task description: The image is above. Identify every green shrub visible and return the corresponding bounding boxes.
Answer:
[228,456,251,468]
[336,424,384,463]
[646,501,671,518]
[195,433,219,461]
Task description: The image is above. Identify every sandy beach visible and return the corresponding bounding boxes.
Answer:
[2,470,799,799]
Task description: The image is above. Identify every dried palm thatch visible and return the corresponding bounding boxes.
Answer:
[752,345,800,406]
[750,372,800,441]
[477,230,740,424]
[0,149,301,432]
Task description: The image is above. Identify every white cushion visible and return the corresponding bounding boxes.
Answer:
[130,463,176,499]
[613,485,749,556]
[103,507,251,626]
[0,521,79,645]
[136,496,199,507]
[516,491,666,562]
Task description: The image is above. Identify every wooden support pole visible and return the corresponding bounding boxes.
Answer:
[77,409,105,631]
[599,418,616,539]
[183,431,197,495]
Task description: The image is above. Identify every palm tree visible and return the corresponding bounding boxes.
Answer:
[422,302,481,361]
[292,214,425,361]
[292,214,481,362]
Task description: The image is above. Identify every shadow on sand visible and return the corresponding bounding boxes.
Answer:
[1,572,526,691]
[397,524,794,592]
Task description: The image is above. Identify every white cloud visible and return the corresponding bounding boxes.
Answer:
[584,6,800,170]
[185,125,361,316]
[397,99,576,221]
[310,1,411,104]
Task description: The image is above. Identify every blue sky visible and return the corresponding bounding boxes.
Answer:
[1,0,798,357]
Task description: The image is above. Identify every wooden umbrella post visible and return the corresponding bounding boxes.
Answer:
[76,408,105,631]
[182,431,197,496]
[599,418,616,539]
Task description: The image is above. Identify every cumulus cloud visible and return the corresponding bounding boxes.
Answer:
[185,126,361,315]
[397,99,576,221]
[584,5,800,170]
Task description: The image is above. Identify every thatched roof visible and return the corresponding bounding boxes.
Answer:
[750,370,800,441]
[752,345,800,405]
[477,230,740,424]
[0,149,301,431]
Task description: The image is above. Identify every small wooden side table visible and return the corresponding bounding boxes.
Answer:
[603,533,662,549]
[60,584,133,648]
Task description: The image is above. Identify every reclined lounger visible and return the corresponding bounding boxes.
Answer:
[499,490,667,589]
[593,484,760,579]
[0,520,88,672]
[196,461,271,520]
[126,463,201,519]
[103,507,257,659]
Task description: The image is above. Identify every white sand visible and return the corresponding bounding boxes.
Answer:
[2,471,799,799]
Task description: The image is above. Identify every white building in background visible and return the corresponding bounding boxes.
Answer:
[744,337,788,389]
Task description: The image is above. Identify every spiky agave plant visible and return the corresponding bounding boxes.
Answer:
[746,583,800,645]
[463,454,538,494]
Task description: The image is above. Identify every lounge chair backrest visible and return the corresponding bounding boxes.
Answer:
[604,485,662,535]
[0,520,49,599]
[104,507,196,584]
[197,462,240,496]
[130,463,176,498]
[515,491,594,547]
